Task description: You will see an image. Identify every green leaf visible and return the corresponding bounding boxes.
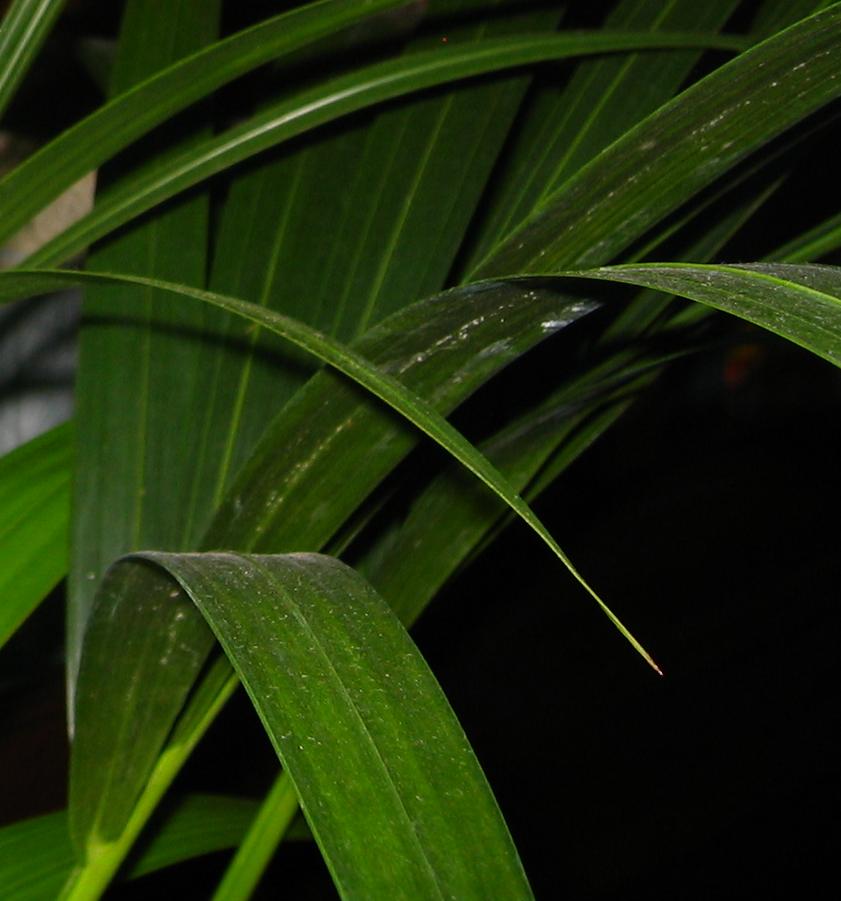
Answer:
[25,29,749,269]
[67,0,221,714]
[209,771,299,901]
[0,269,660,673]
[0,794,260,900]
[68,552,532,900]
[473,4,841,275]
[0,0,414,246]
[466,0,741,266]
[570,263,841,368]
[0,421,70,648]
[0,267,659,673]
[186,0,564,548]
[0,0,66,120]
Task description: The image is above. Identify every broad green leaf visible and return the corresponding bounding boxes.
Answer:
[0,0,65,120]
[0,794,260,900]
[25,30,749,269]
[0,421,70,648]
[186,0,563,549]
[0,0,415,245]
[67,0,220,713]
[569,263,841,368]
[472,4,841,276]
[68,552,532,900]
[466,0,740,267]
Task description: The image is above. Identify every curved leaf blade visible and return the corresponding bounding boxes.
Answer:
[0,0,415,245]
[570,262,841,368]
[0,267,659,672]
[70,551,532,900]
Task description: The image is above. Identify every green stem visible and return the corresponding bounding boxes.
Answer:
[211,771,300,901]
[59,664,239,900]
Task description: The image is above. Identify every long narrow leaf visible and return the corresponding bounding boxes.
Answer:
[0,266,659,668]
[68,551,532,900]
[467,0,740,266]
[25,30,748,269]
[68,0,221,717]
[569,263,841,368]
[473,4,841,275]
[0,0,414,245]
[0,0,66,120]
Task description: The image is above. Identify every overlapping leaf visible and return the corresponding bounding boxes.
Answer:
[67,551,531,900]
[472,3,841,275]
[0,793,259,900]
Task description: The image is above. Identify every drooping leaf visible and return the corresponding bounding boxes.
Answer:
[472,4,841,276]
[0,793,260,900]
[184,0,564,547]
[0,0,66,120]
[68,551,532,900]
[569,263,841,368]
[0,267,660,672]
[0,421,70,648]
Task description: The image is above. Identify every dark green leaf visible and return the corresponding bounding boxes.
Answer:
[67,0,220,710]
[69,552,532,900]
[467,0,740,266]
[0,269,658,674]
[0,0,415,245]
[473,4,841,275]
[571,263,841,368]
[26,30,748,269]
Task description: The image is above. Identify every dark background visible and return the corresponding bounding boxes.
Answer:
[2,0,841,898]
[4,324,840,899]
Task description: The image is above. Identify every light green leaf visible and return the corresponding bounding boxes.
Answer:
[67,552,532,900]
[0,421,70,648]
[0,793,260,900]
